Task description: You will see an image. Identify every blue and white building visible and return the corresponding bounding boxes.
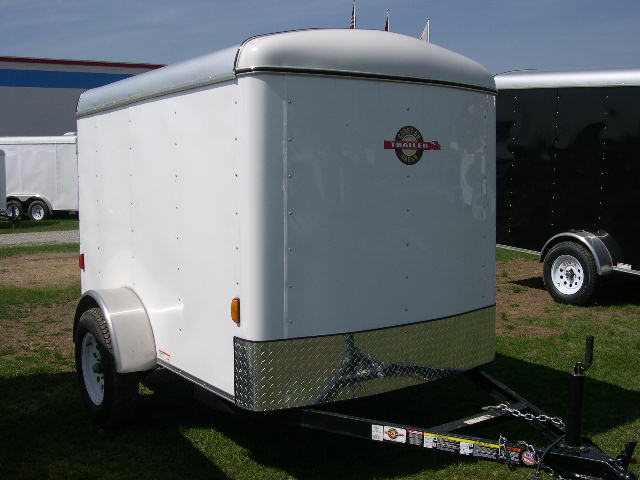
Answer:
[0,56,162,136]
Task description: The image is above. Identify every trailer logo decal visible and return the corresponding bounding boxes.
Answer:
[384,126,441,165]
[522,451,537,466]
[383,426,407,443]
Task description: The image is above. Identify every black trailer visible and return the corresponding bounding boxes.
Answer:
[495,68,640,305]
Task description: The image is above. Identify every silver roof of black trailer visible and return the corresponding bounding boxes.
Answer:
[77,29,495,117]
[495,67,640,89]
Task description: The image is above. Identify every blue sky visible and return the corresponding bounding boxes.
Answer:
[1,0,639,74]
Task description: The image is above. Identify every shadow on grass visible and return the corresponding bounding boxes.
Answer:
[0,372,230,479]
[594,272,640,306]
[512,276,546,291]
[3,354,638,479]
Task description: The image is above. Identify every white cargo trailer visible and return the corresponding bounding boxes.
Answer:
[2,134,78,220]
[0,150,6,217]
[73,29,497,423]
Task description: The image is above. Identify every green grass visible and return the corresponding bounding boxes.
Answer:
[0,217,78,234]
[0,242,79,258]
[0,250,638,480]
[496,247,538,262]
[0,284,79,320]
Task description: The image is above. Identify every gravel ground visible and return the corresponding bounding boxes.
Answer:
[0,230,79,245]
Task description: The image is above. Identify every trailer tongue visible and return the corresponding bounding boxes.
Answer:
[200,336,637,480]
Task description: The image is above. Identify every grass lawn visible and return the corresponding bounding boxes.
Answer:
[0,246,637,479]
[0,217,78,235]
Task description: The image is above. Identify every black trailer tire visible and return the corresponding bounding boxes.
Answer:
[543,241,598,306]
[6,199,22,220]
[74,308,139,427]
[27,200,49,221]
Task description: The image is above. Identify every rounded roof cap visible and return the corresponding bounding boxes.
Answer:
[237,29,495,92]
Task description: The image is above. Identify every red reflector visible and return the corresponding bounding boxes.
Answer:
[79,253,85,271]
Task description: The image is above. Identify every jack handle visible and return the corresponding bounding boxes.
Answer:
[617,441,638,470]
[573,335,594,375]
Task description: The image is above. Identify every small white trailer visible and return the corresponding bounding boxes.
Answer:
[1,134,78,220]
[71,30,638,480]
[74,28,496,417]
[0,150,6,217]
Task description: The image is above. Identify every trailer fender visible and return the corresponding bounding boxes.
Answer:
[74,288,157,373]
[11,195,53,212]
[29,196,53,213]
[540,232,613,276]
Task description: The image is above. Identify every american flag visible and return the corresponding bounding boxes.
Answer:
[384,9,390,31]
[349,1,356,28]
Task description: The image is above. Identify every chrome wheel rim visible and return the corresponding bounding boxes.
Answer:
[551,254,584,295]
[81,332,105,405]
[30,204,45,220]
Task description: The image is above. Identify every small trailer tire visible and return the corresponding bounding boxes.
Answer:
[27,200,49,221]
[6,200,22,220]
[75,308,139,427]
[543,241,598,306]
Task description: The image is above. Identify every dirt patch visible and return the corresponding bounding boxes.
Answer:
[496,259,568,337]
[0,253,79,288]
[0,300,76,368]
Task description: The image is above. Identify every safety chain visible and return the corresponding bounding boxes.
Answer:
[498,435,519,471]
[483,403,566,428]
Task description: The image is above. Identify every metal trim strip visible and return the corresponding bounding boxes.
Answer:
[157,359,235,403]
[235,66,498,95]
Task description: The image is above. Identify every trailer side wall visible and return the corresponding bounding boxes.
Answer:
[497,86,640,266]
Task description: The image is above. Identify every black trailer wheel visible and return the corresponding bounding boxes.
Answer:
[543,241,598,306]
[74,308,139,427]
[27,200,49,221]
[6,199,22,220]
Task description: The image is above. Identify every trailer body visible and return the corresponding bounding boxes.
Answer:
[75,29,497,412]
[0,150,6,215]
[495,68,640,303]
[2,135,78,220]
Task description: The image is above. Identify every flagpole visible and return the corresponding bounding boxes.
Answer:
[349,0,357,29]
[419,18,431,42]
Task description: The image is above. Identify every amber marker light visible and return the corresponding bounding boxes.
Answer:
[231,298,240,324]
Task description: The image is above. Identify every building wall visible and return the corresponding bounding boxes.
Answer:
[0,57,162,136]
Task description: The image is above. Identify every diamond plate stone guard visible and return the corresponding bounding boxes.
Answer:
[234,306,495,411]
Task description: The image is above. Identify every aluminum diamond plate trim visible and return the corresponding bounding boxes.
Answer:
[234,306,495,411]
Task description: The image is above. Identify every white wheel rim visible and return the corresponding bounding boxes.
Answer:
[81,332,105,405]
[31,204,45,220]
[551,254,584,295]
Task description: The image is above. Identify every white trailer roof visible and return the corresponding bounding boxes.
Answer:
[495,67,640,89]
[0,135,77,145]
[77,29,495,117]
